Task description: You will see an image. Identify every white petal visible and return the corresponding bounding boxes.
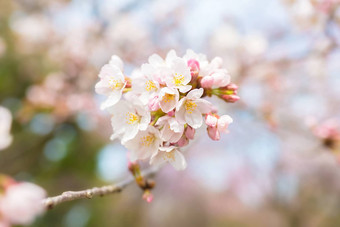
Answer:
[169,118,184,133]
[155,115,170,126]
[121,125,139,144]
[95,79,111,95]
[171,58,191,84]
[160,125,173,141]
[175,101,187,124]
[187,88,203,99]
[109,55,124,71]
[149,54,164,66]
[100,91,122,110]
[99,64,124,81]
[217,115,233,132]
[159,146,176,152]
[149,150,167,167]
[170,150,187,171]
[169,132,182,143]
[179,85,192,93]
[196,99,213,114]
[165,50,177,64]
[139,114,151,131]
[184,109,203,129]
[141,63,154,76]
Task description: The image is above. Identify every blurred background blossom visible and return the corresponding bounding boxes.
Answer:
[1,0,340,226]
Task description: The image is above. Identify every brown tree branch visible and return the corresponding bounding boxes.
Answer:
[42,167,158,209]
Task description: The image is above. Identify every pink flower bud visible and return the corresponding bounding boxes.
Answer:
[200,76,214,88]
[127,160,137,172]
[177,136,189,147]
[205,113,218,127]
[187,59,200,73]
[211,71,230,87]
[142,190,153,203]
[221,94,240,103]
[224,83,238,91]
[167,110,175,117]
[207,126,220,141]
[148,96,160,111]
[185,126,195,140]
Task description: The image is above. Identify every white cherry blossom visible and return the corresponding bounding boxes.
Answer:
[150,146,187,171]
[156,116,184,143]
[158,87,179,113]
[0,183,46,225]
[147,50,177,84]
[176,88,212,128]
[95,61,126,110]
[108,99,150,143]
[165,57,192,93]
[124,126,162,161]
[132,64,160,104]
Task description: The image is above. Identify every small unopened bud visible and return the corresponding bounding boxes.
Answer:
[207,126,220,141]
[128,160,137,172]
[148,96,160,111]
[167,110,175,117]
[142,190,153,203]
[221,94,240,103]
[200,76,214,88]
[177,136,189,147]
[185,126,195,140]
[187,59,200,73]
[224,83,238,91]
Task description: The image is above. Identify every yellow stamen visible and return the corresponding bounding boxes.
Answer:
[140,134,155,147]
[185,101,197,114]
[126,112,140,125]
[173,73,185,86]
[162,93,175,103]
[145,80,157,92]
[163,151,175,162]
[109,78,124,90]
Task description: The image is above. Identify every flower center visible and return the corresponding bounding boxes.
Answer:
[185,101,197,114]
[109,78,124,90]
[145,80,157,92]
[164,151,175,161]
[173,73,185,86]
[126,112,140,125]
[162,93,174,103]
[140,134,155,147]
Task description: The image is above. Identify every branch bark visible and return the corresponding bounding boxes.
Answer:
[42,167,158,209]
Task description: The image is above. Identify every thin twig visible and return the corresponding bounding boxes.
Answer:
[42,167,158,209]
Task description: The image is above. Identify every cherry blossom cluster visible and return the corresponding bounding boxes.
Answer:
[0,176,46,227]
[95,50,239,171]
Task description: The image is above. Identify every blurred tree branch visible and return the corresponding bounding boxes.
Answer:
[42,167,158,209]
